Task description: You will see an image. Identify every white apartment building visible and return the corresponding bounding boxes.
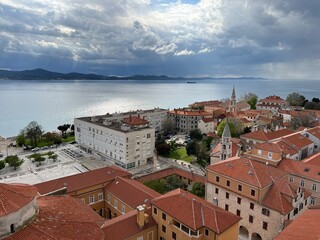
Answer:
[75,115,155,169]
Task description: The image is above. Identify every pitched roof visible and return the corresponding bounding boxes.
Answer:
[207,157,288,188]
[122,116,149,125]
[254,142,283,153]
[302,152,320,165]
[105,177,161,208]
[0,183,38,217]
[240,129,294,141]
[34,166,131,195]
[151,189,241,234]
[262,178,297,214]
[307,126,320,139]
[281,133,314,148]
[7,196,105,240]
[222,122,231,138]
[278,158,320,181]
[168,109,212,116]
[274,207,320,240]
[102,208,157,240]
[201,117,215,123]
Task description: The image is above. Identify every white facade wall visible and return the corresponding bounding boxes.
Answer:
[198,120,215,134]
[75,119,155,169]
[206,182,309,240]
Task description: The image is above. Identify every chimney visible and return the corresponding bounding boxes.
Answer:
[136,205,149,228]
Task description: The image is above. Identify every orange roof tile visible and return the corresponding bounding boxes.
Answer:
[281,133,313,148]
[278,158,320,181]
[241,129,294,142]
[201,117,215,123]
[307,126,320,139]
[275,141,299,156]
[35,166,131,195]
[207,157,288,188]
[302,152,320,165]
[168,109,212,116]
[274,207,320,240]
[7,196,105,240]
[0,183,38,217]
[102,207,157,240]
[135,167,206,184]
[151,189,241,234]
[254,142,283,153]
[122,116,149,125]
[105,177,161,208]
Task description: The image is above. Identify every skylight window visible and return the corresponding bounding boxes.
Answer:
[304,168,310,172]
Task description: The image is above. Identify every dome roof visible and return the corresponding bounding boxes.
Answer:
[0,183,38,217]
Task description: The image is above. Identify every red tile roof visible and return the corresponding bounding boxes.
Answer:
[262,178,297,214]
[135,167,206,184]
[274,207,320,240]
[240,129,294,142]
[122,116,149,125]
[7,196,105,240]
[201,117,215,123]
[307,126,320,139]
[275,141,299,156]
[168,109,212,116]
[151,189,241,234]
[254,142,283,153]
[35,166,131,195]
[278,158,320,181]
[207,157,288,188]
[302,152,320,165]
[102,207,157,240]
[281,133,313,148]
[105,177,161,208]
[0,183,38,217]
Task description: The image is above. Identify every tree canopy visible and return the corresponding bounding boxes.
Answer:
[286,92,306,106]
[241,92,258,109]
[5,155,24,170]
[24,121,43,147]
[217,117,244,137]
[190,182,205,198]
[189,129,202,141]
[0,160,5,170]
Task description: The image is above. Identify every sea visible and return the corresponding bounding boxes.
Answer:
[0,78,319,138]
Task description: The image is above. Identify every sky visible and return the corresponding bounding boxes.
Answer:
[0,0,320,79]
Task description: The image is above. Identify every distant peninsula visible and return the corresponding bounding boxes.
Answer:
[0,68,263,80]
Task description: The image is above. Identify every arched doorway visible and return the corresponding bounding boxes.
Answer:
[239,226,249,240]
[10,224,15,233]
[252,232,262,240]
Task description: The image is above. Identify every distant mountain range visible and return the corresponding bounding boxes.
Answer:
[0,68,263,80]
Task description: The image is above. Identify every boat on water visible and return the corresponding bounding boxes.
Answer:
[187,81,196,84]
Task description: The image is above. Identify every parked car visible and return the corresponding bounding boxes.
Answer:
[31,147,40,152]
[0,152,3,157]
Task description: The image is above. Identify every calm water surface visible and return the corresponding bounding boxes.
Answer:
[0,79,319,137]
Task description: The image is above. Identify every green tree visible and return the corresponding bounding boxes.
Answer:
[286,92,306,106]
[190,182,205,198]
[241,92,258,109]
[189,129,202,141]
[186,141,197,156]
[34,155,46,165]
[217,117,244,137]
[0,160,5,170]
[156,143,171,156]
[49,154,58,162]
[57,124,71,135]
[291,114,317,130]
[144,179,167,194]
[5,155,24,170]
[163,118,174,135]
[165,175,187,192]
[16,131,26,146]
[24,121,43,147]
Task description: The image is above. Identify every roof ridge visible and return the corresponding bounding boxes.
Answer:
[118,177,160,197]
[250,161,262,188]
[213,208,219,233]
[191,198,196,229]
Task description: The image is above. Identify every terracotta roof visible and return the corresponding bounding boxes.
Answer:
[281,133,314,148]
[168,109,212,116]
[275,141,299,156]
[207,157,288,188]
[254,142,283,153]
[151,189,241,234]
[190,100,221,108]
[201,117,215,123]
[241,129,294,142]
[102,207,157,240]
[278,158,320,181]
[122,116,149,125]
[7,196,105,240]
[262,178,297,214]
[307,126,320,139]
[240,130,269,141]
[302,152,320,165]
[0,183,38,217]
[258,95,287,104]
[105,177,161,208]
[274,207,320,240]
[35,166,131,195]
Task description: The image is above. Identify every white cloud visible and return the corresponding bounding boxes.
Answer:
[174,49,195,56]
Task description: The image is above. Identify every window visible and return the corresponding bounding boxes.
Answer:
[122,205,126,214]
[114,199,118,209]
[250,203,255,210]
[236,209,241,216]
[216,176,220,182]
[249,215,253,223]
[312,183,317,191]
[258,149,262,155]
[268,152,272,159]
[289,176,294,182]
[98,193,103,201]
[162,212,166,221]
[263,222,268,230]
[262,208,270,217]
[311,197,316,205]
[215,188,219,194]
[237,197,242,204]
[226,180,231,186]
[238,185,242,191]
[205,228,209,236]
[226,192,229,199]
[300,180,305,187]
[162,225,166,233]
[251,189,256,196]
[225,204,229,211]
[153,207,158,215]
[89,195,94,204]
[107,194,110,203]
[172,232,177,240]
